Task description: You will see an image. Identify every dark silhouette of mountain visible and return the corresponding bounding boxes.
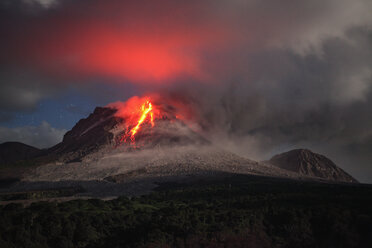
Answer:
[269,149,357,183]
[0,142,43,165]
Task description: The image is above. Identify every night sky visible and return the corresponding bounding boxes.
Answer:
[1,0,372,182]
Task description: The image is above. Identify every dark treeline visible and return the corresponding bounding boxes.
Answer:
[1,176,372,248]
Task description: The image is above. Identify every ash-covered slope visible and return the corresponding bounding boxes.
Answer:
[268,149,357,183]
[25,146,299,182]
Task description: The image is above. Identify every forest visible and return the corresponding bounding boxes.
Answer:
[0,175,371,248]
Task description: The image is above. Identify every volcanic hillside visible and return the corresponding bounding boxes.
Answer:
[0,95,358,190]
[46,96,207,163]
[17,96,299,183]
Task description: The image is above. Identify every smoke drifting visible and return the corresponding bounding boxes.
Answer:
[0,0,372,181]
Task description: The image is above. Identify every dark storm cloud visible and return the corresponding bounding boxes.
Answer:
[0,0,372,180]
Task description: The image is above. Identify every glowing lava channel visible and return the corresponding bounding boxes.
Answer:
[128,100,154,142]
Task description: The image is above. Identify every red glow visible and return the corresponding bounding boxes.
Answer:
[108,94,198,146]
[109,95,162,145]
[4,0,235,84]
[17,24,211,83]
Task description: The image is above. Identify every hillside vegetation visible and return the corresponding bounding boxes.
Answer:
[0,176,371,248]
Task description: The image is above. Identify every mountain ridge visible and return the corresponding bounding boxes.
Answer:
[0,106,359,184]
[0,142,44,165]
[268,149,357,183]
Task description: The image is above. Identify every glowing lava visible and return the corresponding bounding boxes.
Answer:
[129,100,154,141]
[112,96,162,145]
[108,94,196,147]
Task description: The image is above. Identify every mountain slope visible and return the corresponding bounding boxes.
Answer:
[0,142,43,165]
[20,105,299,183]
[25,146,299,182]
[3,104,358,185]
[47,107,120,162]
[46,104,207,163]
[268,149,357,183]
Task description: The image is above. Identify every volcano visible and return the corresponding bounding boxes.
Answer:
[45,95,208,163]
[0,95,358,197]
[23,96,295,183]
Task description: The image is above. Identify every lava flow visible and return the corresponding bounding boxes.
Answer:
[111,96,162,145]
[128,100,154,141]
[109,94,196,147]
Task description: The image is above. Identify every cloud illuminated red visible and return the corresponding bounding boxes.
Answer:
[3,0,236,84]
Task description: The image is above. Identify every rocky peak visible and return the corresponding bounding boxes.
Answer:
[48,107,122,162]
[62,107,118,143]
[269,149,357,183]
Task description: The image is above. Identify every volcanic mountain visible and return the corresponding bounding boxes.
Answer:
[0,96,358,197]
[22,99,294,182]
[45,97,208,163]
[2,97,288,183]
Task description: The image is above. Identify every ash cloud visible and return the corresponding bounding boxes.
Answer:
[169,27,372,182]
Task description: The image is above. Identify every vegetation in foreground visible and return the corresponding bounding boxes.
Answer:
[0,175,371,248]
